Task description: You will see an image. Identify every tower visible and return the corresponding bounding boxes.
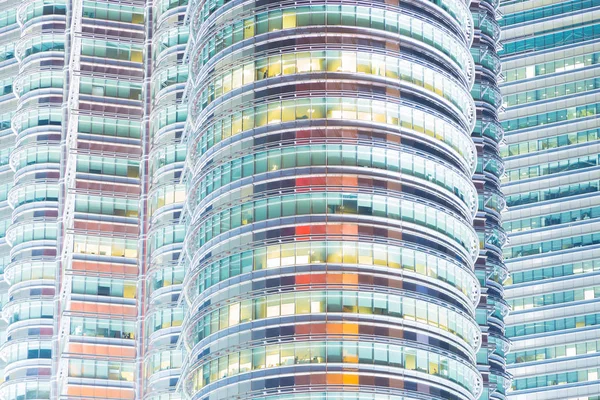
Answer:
[179,2,483,399]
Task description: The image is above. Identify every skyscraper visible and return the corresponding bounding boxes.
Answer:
[470,0,511,398]
[4,0,145,397]
[179,2,485,400]
[144,0,188,397]
[0,0,509,399]
[500,1,600,399]
[0,0,18,394]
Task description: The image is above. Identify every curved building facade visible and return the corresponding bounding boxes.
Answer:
[0,2,21,397]
[3,0,66,395]
[469,0,512,398]
[143,0,188,395]
[180,1,482,400]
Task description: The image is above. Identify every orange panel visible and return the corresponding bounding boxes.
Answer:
[389,279,402,289]
[295,274,311,284]
[295,225,311,235]
[326,176,343,186]
[343,373,359,385]
[342,273,358,284]
[390,378,404,389]
[70,301,137,316]
[326,225,343,235]
[69,343,82,353]
[341,176,358,187]
[326,373,343,385]
[70,260,138,276]
[389,230,402,240]
[390,328,403,339]
[66,343,135,358]
[342,323,358,334]
[341,129,359,139]
[327,273,343,284]
[296,176,328,187]
[388,181,402,192]
[341,224,358,235]
[67,385,134,399]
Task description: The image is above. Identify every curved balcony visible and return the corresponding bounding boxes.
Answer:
[7,179,59,217]
[473,118,504,143]
[483,153,505,179]
[3,297,54,330]
[11,108,62,141]
[13,71,65,100]
[147,183,186,222]
[145,346,183,394]
[152,63,187,102]
[184,341,481,400]
[149,155,185,189]
[0,336,52,376]
[154,24,188,64]
[189,49,476,131]
[150,102,187,145]
[473,11,501,45]
[0,377,51,399]
[473,81,503,111]
[14,32,65,65]
[472,44,502,78]
[188,94,476,178]
[146,305,183,349]
[484,189,506,218]
[155,0,187,29]
[16,0,66,28]
[186,185,479,259]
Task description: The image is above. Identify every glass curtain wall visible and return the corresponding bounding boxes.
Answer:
[53,0,145,397]
[3,0,66,396]
[179,1,483,400]
[0,2,21,397]
[500,0,600,399]
[142,0,188,396]
[470,0,512,399]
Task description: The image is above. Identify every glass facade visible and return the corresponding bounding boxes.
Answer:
[0,0,512,398]
[0,0,18,394]
[3,0,62,396]
[0,0,145,397]
[500,1,600,399]
[179,0,494,399]
[143,0,188,396]
[58,0,145,397]
[470,0,511,399]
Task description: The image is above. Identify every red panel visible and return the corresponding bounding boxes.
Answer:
[295,225,311,235]
[295,274,311,284]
